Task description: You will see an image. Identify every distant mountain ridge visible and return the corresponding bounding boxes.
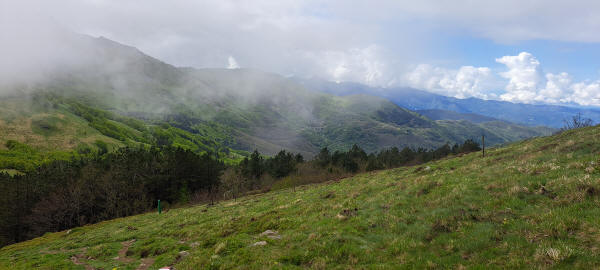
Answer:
[416,109,501,123]
[295,78,600,128]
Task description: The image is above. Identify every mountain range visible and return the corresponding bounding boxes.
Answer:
[0,32,555,171]
[296,78,600,128]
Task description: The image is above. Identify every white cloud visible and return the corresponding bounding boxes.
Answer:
[303,45,391,86]
[539,72,572,104]
[495,52,545,103]
[367,0,600,43]
[403,64,497,99]
[493,52,600,106]
[403,52,600,107]
[227,56,240,69]
[568,82,600,106]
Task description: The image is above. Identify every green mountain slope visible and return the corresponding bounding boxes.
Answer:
[0,33,553,170]
[416,109,501,123]
[2,125,599,269]
[0,94,247,171]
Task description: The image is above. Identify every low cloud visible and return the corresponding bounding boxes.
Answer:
[305,45,390,86]
[3,1,600,107]
[227,56,240,69]
[406,52,600,106]
[403,64,498,99]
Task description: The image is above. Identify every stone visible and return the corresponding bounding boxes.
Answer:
[336,213,347,220]
[259,230,278,237]
[251,241,267,247]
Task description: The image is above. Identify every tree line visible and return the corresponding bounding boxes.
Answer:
[0,139,481,247]
[0,146,223,247]
[220,139,481,199]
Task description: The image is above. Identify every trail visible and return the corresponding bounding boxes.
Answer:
[70,248,94,270]
[115,239,136,263]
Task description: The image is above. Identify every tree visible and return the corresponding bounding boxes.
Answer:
[348,144,368,161]
[315,147,331,168]
[459,139,481,153]
[433,143,452,159]
[561,113,594,131]
[220,168,245,200]
[366,154,383,171]
[267,150,297,178]
[340,155,359,173]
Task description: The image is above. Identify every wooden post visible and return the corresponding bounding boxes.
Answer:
[482,135,485,157]
[158,199,162,214]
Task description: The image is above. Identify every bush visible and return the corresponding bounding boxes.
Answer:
[561,113,594,132]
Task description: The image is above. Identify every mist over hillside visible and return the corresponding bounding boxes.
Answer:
[0,30,554,159]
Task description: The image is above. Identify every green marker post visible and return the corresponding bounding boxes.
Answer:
[158,199,161,214]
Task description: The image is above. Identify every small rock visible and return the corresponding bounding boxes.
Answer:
[190,242,200,248]
[259,230,278,237]
[336,213,347,220]
[259,230,282,240]
[214,242,226,254]
[66,229,72,234]
[425,166,431,171]
[179,251,190,257]
[113,256,120,260]
[251,241,267,247]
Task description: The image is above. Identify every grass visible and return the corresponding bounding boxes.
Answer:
[0,169,22,176]
[1,126,600,269]
[0,96,247,171]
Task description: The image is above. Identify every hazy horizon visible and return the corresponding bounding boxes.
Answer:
[3,0,600,107]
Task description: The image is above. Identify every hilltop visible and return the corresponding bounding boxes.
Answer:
[2,124,599,269]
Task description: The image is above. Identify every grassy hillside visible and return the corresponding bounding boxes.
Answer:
[2,125,599,269]
[0,93,248,172]
[416,109,500,123]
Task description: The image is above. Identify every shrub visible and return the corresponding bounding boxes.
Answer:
[561,113,594,132]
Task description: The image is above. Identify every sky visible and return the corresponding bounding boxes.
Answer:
[3,0,600,107]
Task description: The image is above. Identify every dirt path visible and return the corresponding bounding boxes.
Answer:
[57,239,157,270]
[115,239,136,263]
[114,239,157,269]
[136,258,156,270]
[70,249,94,270]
